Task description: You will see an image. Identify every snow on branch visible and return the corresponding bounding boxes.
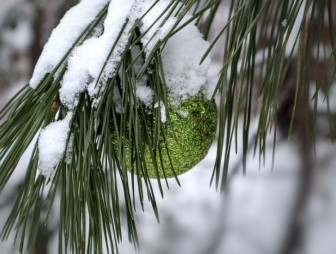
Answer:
[32,0,214,178]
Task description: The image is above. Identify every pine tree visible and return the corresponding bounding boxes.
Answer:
[0,0,335,253]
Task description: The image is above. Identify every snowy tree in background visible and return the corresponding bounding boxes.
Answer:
[0,0,336,254]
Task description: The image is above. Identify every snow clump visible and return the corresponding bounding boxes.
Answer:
[38,113,72,178]
[29,0,110,89]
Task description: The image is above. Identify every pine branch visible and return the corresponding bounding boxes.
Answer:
[211,0,336,191]
[0,1,217,253]
[0,0,335,253]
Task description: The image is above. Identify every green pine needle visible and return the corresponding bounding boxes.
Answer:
[0,0,335,253]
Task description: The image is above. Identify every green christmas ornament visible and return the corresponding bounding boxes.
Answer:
[117,97,217,178]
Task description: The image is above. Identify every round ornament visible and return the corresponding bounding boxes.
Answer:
[119,96,217,178]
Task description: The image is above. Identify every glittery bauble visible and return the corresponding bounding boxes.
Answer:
[119,97,217,178]
[152,98,217,178]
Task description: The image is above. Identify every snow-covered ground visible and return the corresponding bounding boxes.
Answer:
[116,134,300,254]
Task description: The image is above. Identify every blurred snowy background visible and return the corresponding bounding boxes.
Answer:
[1,1,336,254]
